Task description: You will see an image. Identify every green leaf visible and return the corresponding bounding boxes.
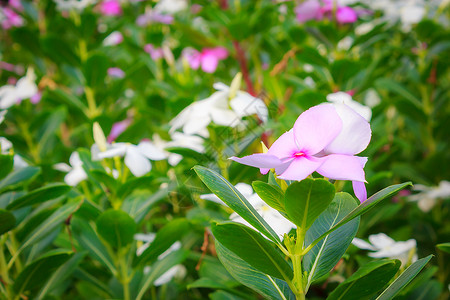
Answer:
[0,154,14,180]
[212,222,293,281]
[0,209,16,235]
[96,209,136,249]
[16,200,81,255]
[284,179,335,230]
[116,175,154,199]
[7,183,70,210]
[0,166,40,193]
[327,259,401,300]
[90,170,117,194]
[216,240,294,300]
[307,182,412,251]
[37,107,67,157]
[376,255,433,300]
[36,252,86,299]
[193,166,280,244]
[375,79,422,108]
[136,249,188,300]
[252,181,285,212]
[41,35,80,66]
[13,250,73,295]
[134,218,190,267]
[71,217,116,273]
[47,89,88,115]
[122,188,169,224]
[436,242,450,254]
[84,54,108,89]
[304,193,360,285]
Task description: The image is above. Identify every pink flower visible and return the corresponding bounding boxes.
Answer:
[182,47,228,73]
[103,31,123,46]
[107,67,125,78]
[144,44,164,60]
[99,0,122,16]
[230,104,371,202]
[1,7,24,29]
[107,119,132,143]
[295,0,323,23]
[136,11,173,26]
[30,91,42,104]
[9,0,23,11]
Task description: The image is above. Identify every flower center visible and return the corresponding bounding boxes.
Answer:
[293,151,306,158]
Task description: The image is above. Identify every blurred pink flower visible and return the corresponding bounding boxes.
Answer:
[295,0,358,24]
[99,0,122,16]
[144,44,164,60]
[1,7,24,29]
[30,91,42,104]
[9,0,23,11]
[230,104,371,202]
[107,67,125,78]
[107,119,132,143]
[103,31,123,46]
[295,0,323,23]
[0,61,16,72]
[136,11,173,26]
[182,47,228,73]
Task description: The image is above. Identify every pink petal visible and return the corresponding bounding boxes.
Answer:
[336,7,358,24]
[183,49,201,70]
[267,130,299,160]
[277,156,322,181]
[229,154,284,169]
[200,53,219,73]
[293,104,343,155]
[316,154,367,182]
[323,103,371,155]
[100,0,122,16]
[353,181,367,202]
[205,47,229,60]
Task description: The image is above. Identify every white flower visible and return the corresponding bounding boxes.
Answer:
[170,76,268,137]
[54,152,87,186]
[103,31,123,46]
[0,137,28,169]
[134,233,186,286]
[53,0,96,11]
[0,68,38,109]
[327,92,372,121]
[154,0,187,14]
[0,110,6,124]
[409,181,450,212]
[201,183,296,237]
[352,233,417,265]
[95,141,167,177]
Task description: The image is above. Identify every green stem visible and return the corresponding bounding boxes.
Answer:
[0,237,11,298]
[84,86,99,119]
[18,120,40,164]
[119,250,130,300]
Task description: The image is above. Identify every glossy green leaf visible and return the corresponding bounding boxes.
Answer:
[193,166,280,244]
[136,249,188,300]
[96,209,136,249]
[376,255,433,300]
[0,154,14,180]
[134,218,190,267]
[216,240,294,300]
[304,193,360,285]
[0,209,16,235]
[13,250,73,295]
[307,182,412,251]
[327,259,401,300]
[0,166,40,193]
[7,183,70,210]
[71,217,116,273]
[212,222,293,281]
[436,242,450,254]
[284,179,335,230]
[252,181,285,212]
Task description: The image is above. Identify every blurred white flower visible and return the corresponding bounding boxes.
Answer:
[352,233,417,265]
[151,132,205,166]
[103,31,123,46]
[337,36,354,51]
[95,141,167,177]
[409,181,450,212]
[53,0,96,11]
[154,0,187,14]
[134,233,186,286]
[0,137,28,169]
[170,75,268,137]
[327,91,372,121]
[0,110,6,124]
[201,183,296,237]
[0,68,38,109]
[364,89,381,108]
[54,152,88,186]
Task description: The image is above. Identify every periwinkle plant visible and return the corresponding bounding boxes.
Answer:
[194,104,430,299]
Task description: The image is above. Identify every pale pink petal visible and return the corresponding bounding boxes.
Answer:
[336,7,358,24]
[293,104,342,155]
[229,154,284,169]
[353,181,367,203]
[267,130,299,160]
[323,103,371,155]
[316,154,366,182]
[200,52,220,73]
[206,47,228,60]
[277,156,322,181]
[183,48,201,70]
[295,0,322,23]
